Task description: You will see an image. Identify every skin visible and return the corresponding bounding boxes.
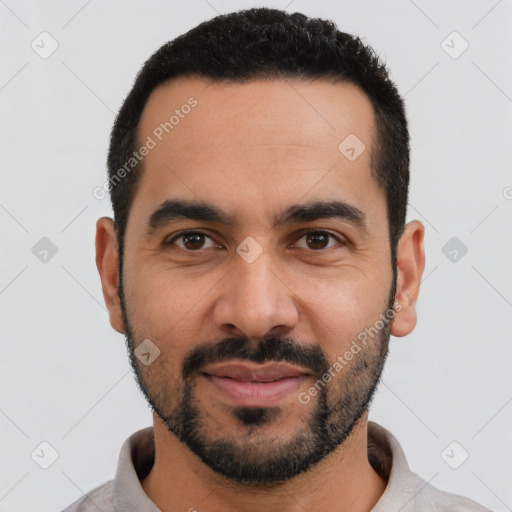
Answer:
[96,76,425,512]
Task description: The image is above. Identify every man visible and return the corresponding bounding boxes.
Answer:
[64,7,489,512]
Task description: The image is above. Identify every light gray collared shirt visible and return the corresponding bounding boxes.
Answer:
[62,421,491,511]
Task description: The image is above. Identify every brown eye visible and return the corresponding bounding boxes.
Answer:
[295,231,340,250]
[182,233,205,250]
[168,231,217,251]
[306,232,329,249]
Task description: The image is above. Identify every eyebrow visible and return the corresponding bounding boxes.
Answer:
[146,198,367,236]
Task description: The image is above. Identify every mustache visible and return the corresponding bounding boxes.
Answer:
[182,334,330,381]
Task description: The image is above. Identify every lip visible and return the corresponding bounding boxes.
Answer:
[201,362,310,406]
[201,361,310,382]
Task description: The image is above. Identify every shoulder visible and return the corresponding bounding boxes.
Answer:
[61,480,115,511]
[367,422,492,512]
[411,472,492,512]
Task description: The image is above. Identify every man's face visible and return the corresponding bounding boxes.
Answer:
[118,77,395,484]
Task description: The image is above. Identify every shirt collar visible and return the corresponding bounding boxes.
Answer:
[113,426,160,511]
[111,421,421,511]
[366,421,426,511]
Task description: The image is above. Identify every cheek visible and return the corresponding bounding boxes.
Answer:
[296,273,390,355]
[125,263,217,349]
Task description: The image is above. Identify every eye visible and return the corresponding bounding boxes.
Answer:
[165,229,344,252]
[166,231,219,251]
[294,230,342,250]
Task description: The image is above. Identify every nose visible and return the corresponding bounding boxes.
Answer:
[212,252,299,339]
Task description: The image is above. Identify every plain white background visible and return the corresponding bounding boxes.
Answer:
[1,0,511,510]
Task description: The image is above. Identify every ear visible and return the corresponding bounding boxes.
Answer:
[95,217,124,334]
[391,220,425,337]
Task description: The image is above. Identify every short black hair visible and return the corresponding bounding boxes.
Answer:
[107,7,409,268]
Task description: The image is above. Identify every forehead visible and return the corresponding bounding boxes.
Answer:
[138,76,375,153]
[131,76,382,228]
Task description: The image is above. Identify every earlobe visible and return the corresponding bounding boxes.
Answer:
[95,217,125,334]
[390,220,425,338]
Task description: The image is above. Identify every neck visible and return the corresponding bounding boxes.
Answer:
[141,413,387,512]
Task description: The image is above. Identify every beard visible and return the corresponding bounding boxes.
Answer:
[120,280,395,487]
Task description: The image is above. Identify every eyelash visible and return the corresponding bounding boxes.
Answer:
[165,230,345,252]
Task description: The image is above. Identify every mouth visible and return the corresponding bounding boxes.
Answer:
[200,362,311,406]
